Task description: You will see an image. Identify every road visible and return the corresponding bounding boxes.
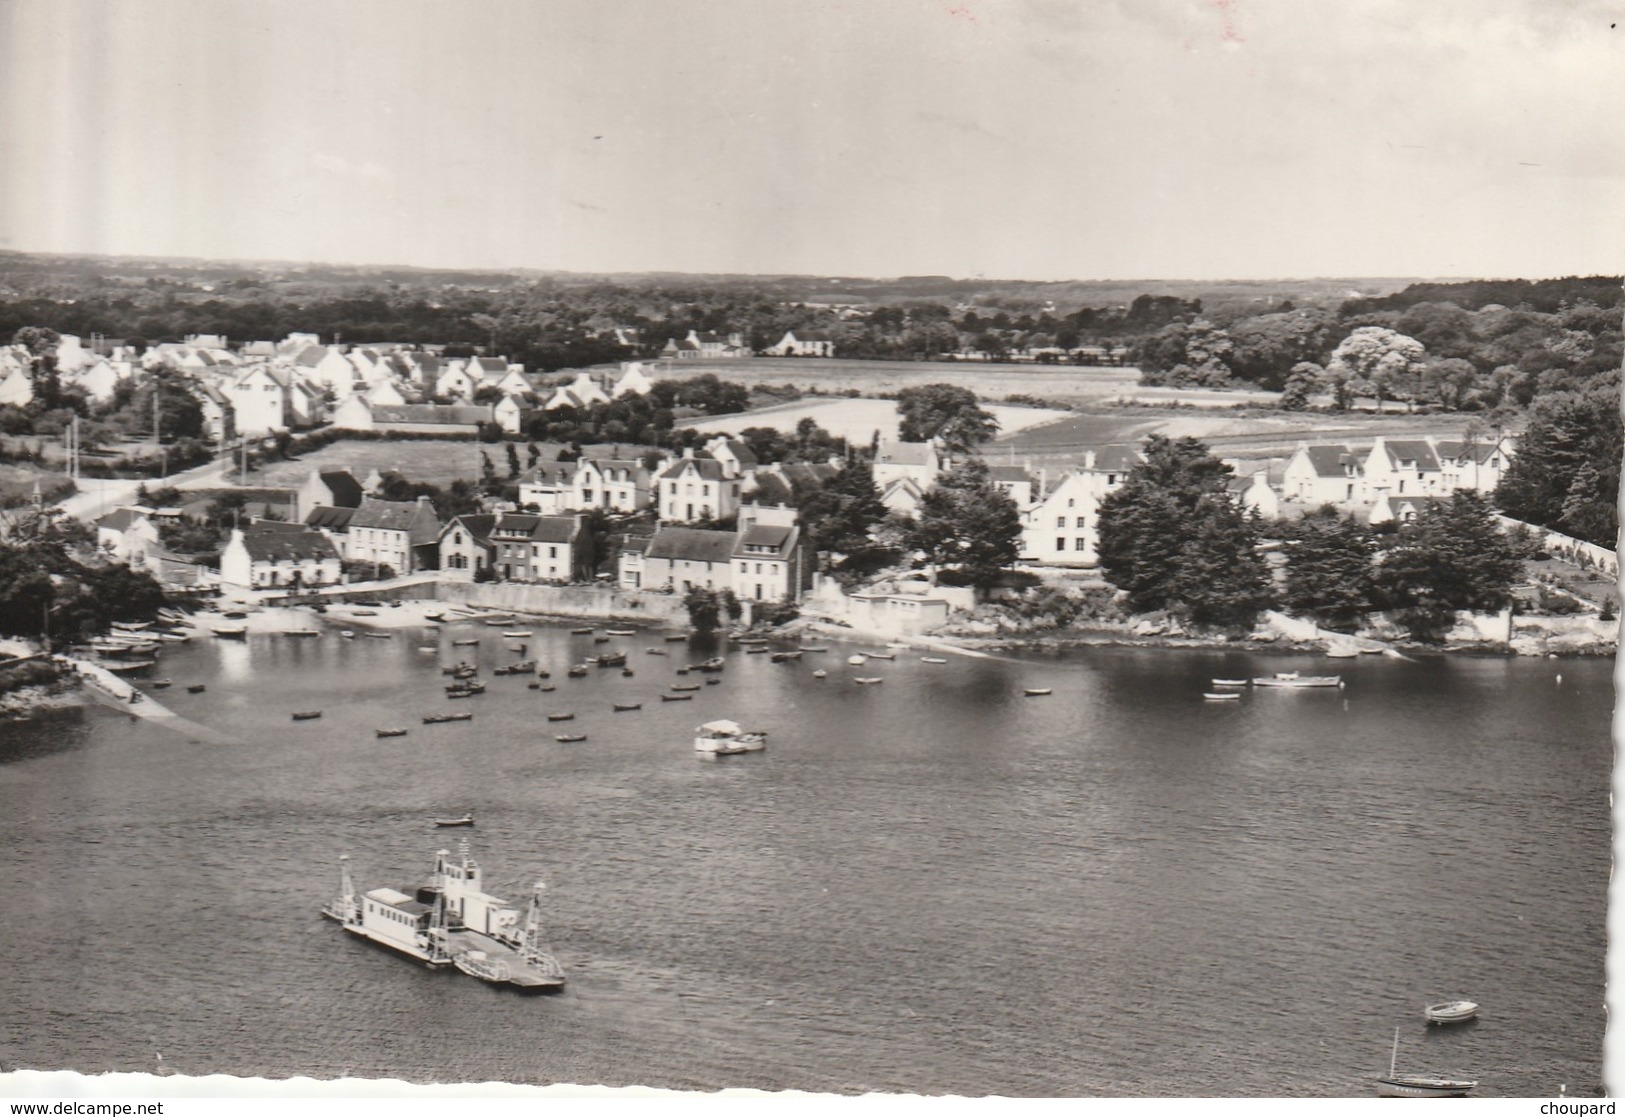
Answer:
[56,459,233,524]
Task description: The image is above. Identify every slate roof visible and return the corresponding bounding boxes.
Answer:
[987,465,1034,485]
[660,458,729,482]
[789,330,834,342]
[876,441,936,467]
[1088,445,1142,473]
[1433,440,1501,463]
[645,527,740,563]
[746,473,794,505]
[96,508,149,533]
[240,528,340,563]
[319,470,365,508]
[441,513,497,544]
[736,523,794,556]
[1297,444,1359,478]
[521,462,578,486]
[294,346,330,367]
[305,505,356,531]
[349,497,430,532]
[1378,440,1441,470]
[713,438,759,467]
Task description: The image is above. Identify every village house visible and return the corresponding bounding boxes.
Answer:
[1360,438,1443,502]
[294,345,361,400]
[610,361,655,398]
[346,496,441,575]
[296,469,366,521]
[1369,492,1450,526]
[1281,443,1364,506]
[492,393,540,435]
[879,476,927,518]
[193,383,234,444]
[437,514,498,582]
[766,329,837,358]
[95,507,162,567]
[615,534,649,591]
[661,330,749,360]
[872,438,942,492]
[227,365,292,436]
[702,436,758,478]
[731,504,809,603]
[219,524,343,589]
[517,461,579,514]
[1018,447,1139,566]
[434,360,479,400]
[1434,437,1512,494]
[1226,470,1281,519]
[987,465,1037,508]
[303,505,357,558]
[364,378,407,407]
[634,526,740,592]
[485,513,586,583]
[658,453,742,523]
[571,457,657,513]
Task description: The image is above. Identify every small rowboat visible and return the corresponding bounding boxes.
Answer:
[1252,672,1343,689]
[340,630,356,638]
[853,677,883,685]
[571,627,594,635]
[1203,692,1240,701]
[1211,678,1249,687]
[661,693,694,702]
[847,655,867,666]
[187,684,206,694]
[1023,688,1052,697]
[423,713,473,724]
[504,630,533,638]
[865,651,896,660]
[1424,1000,1479,1025]
[283,630,321,638]
[664,634,688,642]
[646,648,667,656]
[812,669,827,679]
[424,612,444,622]
[567,665,589,678]
[434,816,475,828]
[536,684,556,692]
[212,626,247,639]
[555,733,587,743]
[606,628,637,636]
[546,712,576,722]
[292,711,323,721]
[151,679,173,689]
[452,638,480,647]
[746,647,770,654]
[704,677,721,685]
[921,656,947,664]
[593,636,611,644]
[376,728,408,738]
[671,683,702,692]
[614,702,642,712]
[364,632,392,639]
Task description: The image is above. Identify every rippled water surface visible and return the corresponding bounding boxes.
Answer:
[0,623,1610,1096]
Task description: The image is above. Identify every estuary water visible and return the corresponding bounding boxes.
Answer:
[0,620,1610,1097]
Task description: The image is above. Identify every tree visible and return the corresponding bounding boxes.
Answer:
[13,326,62,411]
[505,441,521,479]
[1495,388,1621,548]
[1374,491,1523,639]
[798,459,895,576]
[895,383,1000,452]
[1324,326,1427,410]
[907,457,1021,589]
[684,587,723,634]
[1096,436,1274,627]
[1278,363,1320,411]
[1280,509,1377,630]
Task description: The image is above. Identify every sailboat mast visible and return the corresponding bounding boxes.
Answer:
[1390,1026,1399,1076]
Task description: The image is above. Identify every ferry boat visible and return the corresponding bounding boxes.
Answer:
[694,719,767,755]
[321,842,565,993]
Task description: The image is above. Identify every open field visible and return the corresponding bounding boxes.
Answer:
[631,357,1281,408]
[246,439,655,490]
[676,397,1070,444]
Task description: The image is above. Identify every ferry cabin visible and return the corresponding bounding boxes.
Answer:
[433,846,523,939]
[361,887,436,957]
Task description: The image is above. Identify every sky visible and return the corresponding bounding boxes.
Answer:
[2,0,1621,281]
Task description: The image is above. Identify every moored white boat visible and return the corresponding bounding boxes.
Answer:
[695,718,767,755]
[1424,1000,1479,1025]
[1202,692,1240,701]
[1376,1026,1476,1097]
[1251,672,1342,688]
[847,654,867,666]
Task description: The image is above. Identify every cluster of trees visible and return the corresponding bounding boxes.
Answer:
[1494,386,1621,548]
[1097,437,1527,638]
[1132,277,1621,414]
[895,383,1000,451]
[0,509,166,642]
[518,373,749,446]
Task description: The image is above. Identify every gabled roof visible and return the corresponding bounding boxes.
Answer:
[472,356,507,373]
[660,458,729,481]
[712,438,759,467]
[239,527,340,563]
[440,513,498,544]
[788,330,834,342]
[578,457,650,480]
[735,523,794,556]
[1377,440,1441,470]
[318,470,365,508]
[645,527,740,563]
[349,496,432,532]
[521,462,578,486]
[1433,440,1502,464]
[746,473,794,505]
[96,507,149,533]
[1296,444,1359,478]
[987,465,1034,485]
[776,461,837,487]
[294,345,331,367]
[490,513,540,537]
[305,505,356,531]
[876,441,936,466]
[1088,445,1142,473]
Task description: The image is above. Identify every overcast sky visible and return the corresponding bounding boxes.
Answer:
[3,0,1620,281]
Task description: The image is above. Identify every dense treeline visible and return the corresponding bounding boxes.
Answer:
[0,509,167,642]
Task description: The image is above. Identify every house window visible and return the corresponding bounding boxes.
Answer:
[1056,537,1065,552]
[1075,538,1087,551]
[1067,498,1074,508]
[549,546,557,559]
[1056,516,1065,528]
